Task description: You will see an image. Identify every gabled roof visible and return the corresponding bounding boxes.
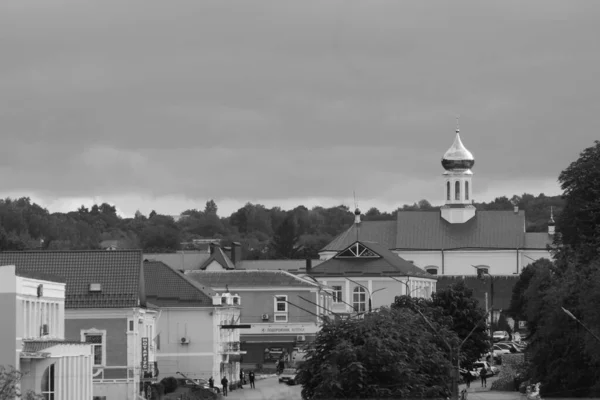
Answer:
[144,252,210,271]
[524,232,552,249]
[143,261,216,307]
[184,270,318,289]
[321,210,549,251]
[311,241,434,279]
[199,246,235,270]
[0,250,144,309]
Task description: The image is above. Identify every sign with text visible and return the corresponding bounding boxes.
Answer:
[141,338,149,371]
[244,323,319,335]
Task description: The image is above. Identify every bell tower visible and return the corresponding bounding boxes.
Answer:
[440,119,476,223]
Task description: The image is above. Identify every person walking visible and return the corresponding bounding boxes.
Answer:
[463,370,472,389]
[239,369,244,388]
[249,371,255,389]
[480,367,487,388]
[221,376,228,396]
[208,376,214,390]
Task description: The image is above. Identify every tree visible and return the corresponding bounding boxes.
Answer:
[555,140,600,264]
[270,215,300,259]
[507,258,554,322]
[204,200,218,215]
[0,365,43,399]
[296,308,456,399]
[393,280,489,368]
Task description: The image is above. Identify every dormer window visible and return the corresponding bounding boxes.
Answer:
[89,283,102,292]
[221,297,227,305]
[336,242,380,259]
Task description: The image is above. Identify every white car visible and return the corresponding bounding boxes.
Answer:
[493,344,510,354]
[278,368,298,385]
[473,361,498,376]
[493,331,510,342]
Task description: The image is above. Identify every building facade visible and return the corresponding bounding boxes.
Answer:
[0,264,94,400]
[185,270,330,367]
[143,261,242,386]
[0,250,158,400]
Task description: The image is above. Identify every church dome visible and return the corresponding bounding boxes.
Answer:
[441,130,474,170]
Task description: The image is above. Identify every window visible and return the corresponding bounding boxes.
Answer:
[446,181,451,201]
[425,268,438,275]
[465,181,469,200]
[82,329,106,366]
[352,287,366,313]
[41,364,55,400]
[332,286,343,303]
[128,319,134,332]
[275,296,287,313]
[455,181,460,200]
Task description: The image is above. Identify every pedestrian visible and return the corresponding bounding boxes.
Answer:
[480,367,487,387]
[463,370,472,388]
[239,369,244,388]
[221,376,228,396]
[249,371,255,389]
[208,376,214,390]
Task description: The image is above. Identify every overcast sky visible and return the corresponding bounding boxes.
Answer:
[1,0,599,217]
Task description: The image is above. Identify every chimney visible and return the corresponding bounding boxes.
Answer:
[305,258,312,274]
[230,242,242,267]
[513,206,519,214]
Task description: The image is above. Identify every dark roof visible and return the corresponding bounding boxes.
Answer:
[184,270,317,288]
[435,275,519,311]
[143,261,215,307]
[0,250,144,309]
[322,211,550,251]
[236,260,325,274]
[199,246,235,270]
[143,252,210,271]
[22,340,86,353]
[15,270,66,283]
[524,232,552,249]
[310,241,434,279]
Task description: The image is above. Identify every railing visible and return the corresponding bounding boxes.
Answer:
[220,341,241,353]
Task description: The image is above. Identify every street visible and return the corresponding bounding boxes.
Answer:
[222,377,303,400]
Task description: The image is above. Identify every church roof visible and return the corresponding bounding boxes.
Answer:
[322,210,550,251]
[311,241,434,279]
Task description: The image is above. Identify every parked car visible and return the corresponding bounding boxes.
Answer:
[496,342,520,353]
[493,331,510,342]
[493,344,511,355]
[278,368,298,385]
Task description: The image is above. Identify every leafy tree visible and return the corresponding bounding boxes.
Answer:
[270,215,300,259]
[297,308,456,399]
[159,376,178,394]
[0,365,43,399]
[507,258,554,322]
[204,200,218,215]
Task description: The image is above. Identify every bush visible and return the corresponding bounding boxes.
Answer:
[491,354,526,391]
[160,376,178,394]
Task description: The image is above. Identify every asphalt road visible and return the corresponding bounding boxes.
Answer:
[222,377,303,400]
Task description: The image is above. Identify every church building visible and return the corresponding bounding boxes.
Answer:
[319,126,554,278]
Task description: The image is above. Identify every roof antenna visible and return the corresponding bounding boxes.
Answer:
[456,114,460,133]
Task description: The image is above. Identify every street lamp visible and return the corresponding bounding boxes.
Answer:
[473,265,494,326]
[344,277,386,313]
[562,307,600,343]
[385,275,413,296]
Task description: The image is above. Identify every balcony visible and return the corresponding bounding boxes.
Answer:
[220,341,241,354]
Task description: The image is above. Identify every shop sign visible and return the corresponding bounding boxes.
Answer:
[141,338,149,371]
[244,323,318,335]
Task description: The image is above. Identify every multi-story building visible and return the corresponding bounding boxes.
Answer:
[0,250,158,400]
[0,264,94,399]
[143,261,242,385]
[185,269,330,367]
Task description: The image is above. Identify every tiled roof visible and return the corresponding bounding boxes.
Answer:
[236,260,325,273]
[22,340,86,353]
[143,261,215,307]
[144,252,210,271]
[322,211,537,251]
[524,232,552,249]
[184,270,318,289]
[15,270,66,283]
[310,241,434,279]
[0,250,144,309]
[199,246,236,270]
[435,275,519,310]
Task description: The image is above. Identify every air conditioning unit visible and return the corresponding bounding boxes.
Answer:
[296,335,306,342]
[261,314,269,321]
[180,337,190,344]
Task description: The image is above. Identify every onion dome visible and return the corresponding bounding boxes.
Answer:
[441,129,475,170]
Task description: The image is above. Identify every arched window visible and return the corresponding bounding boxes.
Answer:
[446,181,451,201]
[42,364,55,400]
[455,181,460,200]
[352,287,366,313]
[465,181,469,200]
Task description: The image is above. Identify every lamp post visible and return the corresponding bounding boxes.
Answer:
[386,275,427,298]
[344,277,386,313]
[562,307,600,343]
[473,266,494,327]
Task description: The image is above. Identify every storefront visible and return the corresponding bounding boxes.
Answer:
[240,323,318,365]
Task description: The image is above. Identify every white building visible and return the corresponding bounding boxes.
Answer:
[0,264,94,400]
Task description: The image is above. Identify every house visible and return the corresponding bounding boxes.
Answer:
[308,240,437,316]
[143,261,243,386]
[0,250,158,400]
[184,270,330,367]
[0,264,94,400]
[320,128,554,277]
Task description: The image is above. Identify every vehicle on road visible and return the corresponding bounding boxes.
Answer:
[493,344,511,355]
[493,331,510,342]
[279,368,298,385]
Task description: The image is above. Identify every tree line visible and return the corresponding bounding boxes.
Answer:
[0,192,563,258]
